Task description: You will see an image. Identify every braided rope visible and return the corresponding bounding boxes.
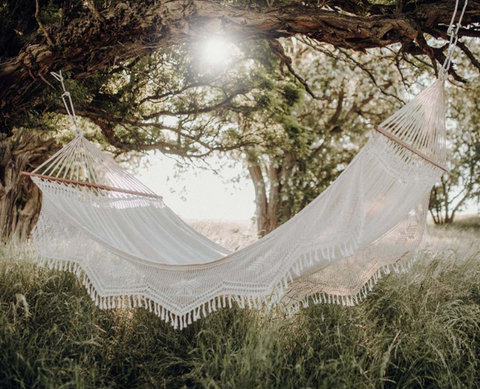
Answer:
[51,71,83,137]
[439,0,469,80]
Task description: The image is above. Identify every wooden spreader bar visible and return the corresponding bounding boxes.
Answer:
[373,125,448,172]
[21,172,163,199]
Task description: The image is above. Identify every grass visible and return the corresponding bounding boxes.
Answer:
[447,214,480,231]
[187,219,258,251]
[0,223,479,388]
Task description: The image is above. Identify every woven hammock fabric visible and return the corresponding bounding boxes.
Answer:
[28,79,447,329]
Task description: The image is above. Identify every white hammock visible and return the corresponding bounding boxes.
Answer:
[23,2,467,329]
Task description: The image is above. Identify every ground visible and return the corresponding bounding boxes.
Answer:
[0,218,479,388]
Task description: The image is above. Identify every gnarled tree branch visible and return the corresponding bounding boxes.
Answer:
[1,0,479,130]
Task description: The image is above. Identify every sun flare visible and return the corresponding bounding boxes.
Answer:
[200,37,231,67]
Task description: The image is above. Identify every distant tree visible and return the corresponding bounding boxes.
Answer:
[241,39,434,236]
[430,75,480,224]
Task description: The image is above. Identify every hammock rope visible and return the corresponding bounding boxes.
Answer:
[20,172,163,199]
[372,125,448,172]
[440,0,469,79]
[51,71,83,137]
[22,1,469,329]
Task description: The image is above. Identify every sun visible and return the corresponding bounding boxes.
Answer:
[200,37,232,68]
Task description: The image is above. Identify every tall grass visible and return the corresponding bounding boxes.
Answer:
[0,226,479,388]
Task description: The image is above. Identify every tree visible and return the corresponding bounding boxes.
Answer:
[240,38,435,236]
[0,35,289,240]
[0,130,57,241]
[430,73,480,224]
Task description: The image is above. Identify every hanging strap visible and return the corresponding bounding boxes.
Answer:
[51,71,83,137]
[439,0,469,80]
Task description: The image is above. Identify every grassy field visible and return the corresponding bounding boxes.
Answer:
[0,221,479,388]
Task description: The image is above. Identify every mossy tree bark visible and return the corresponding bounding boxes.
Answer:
[1,0,479,131]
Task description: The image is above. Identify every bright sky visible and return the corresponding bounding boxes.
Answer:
[136,152,256,221]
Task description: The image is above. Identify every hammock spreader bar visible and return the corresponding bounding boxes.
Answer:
[373,126,448,172]
[21,172,163,199]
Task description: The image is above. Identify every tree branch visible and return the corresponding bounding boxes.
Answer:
[84,0,106,23]
[268,39,319,100]
[2,0,480,129]
[327,89,345,127]
[35,0,55,47]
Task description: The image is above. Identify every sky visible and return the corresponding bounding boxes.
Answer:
[136,152,256,221]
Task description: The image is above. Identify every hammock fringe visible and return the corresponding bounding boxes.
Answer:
[34,245,418,330]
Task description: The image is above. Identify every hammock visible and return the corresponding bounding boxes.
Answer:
[22,2,467,329]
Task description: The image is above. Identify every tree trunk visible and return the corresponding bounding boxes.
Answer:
[266,164,281,234]
[0,131,57,242]
[429,184,465,225]
[248,153,295,238]
[248,163,269,237]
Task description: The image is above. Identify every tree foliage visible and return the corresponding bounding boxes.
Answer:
[1,0,480,131]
